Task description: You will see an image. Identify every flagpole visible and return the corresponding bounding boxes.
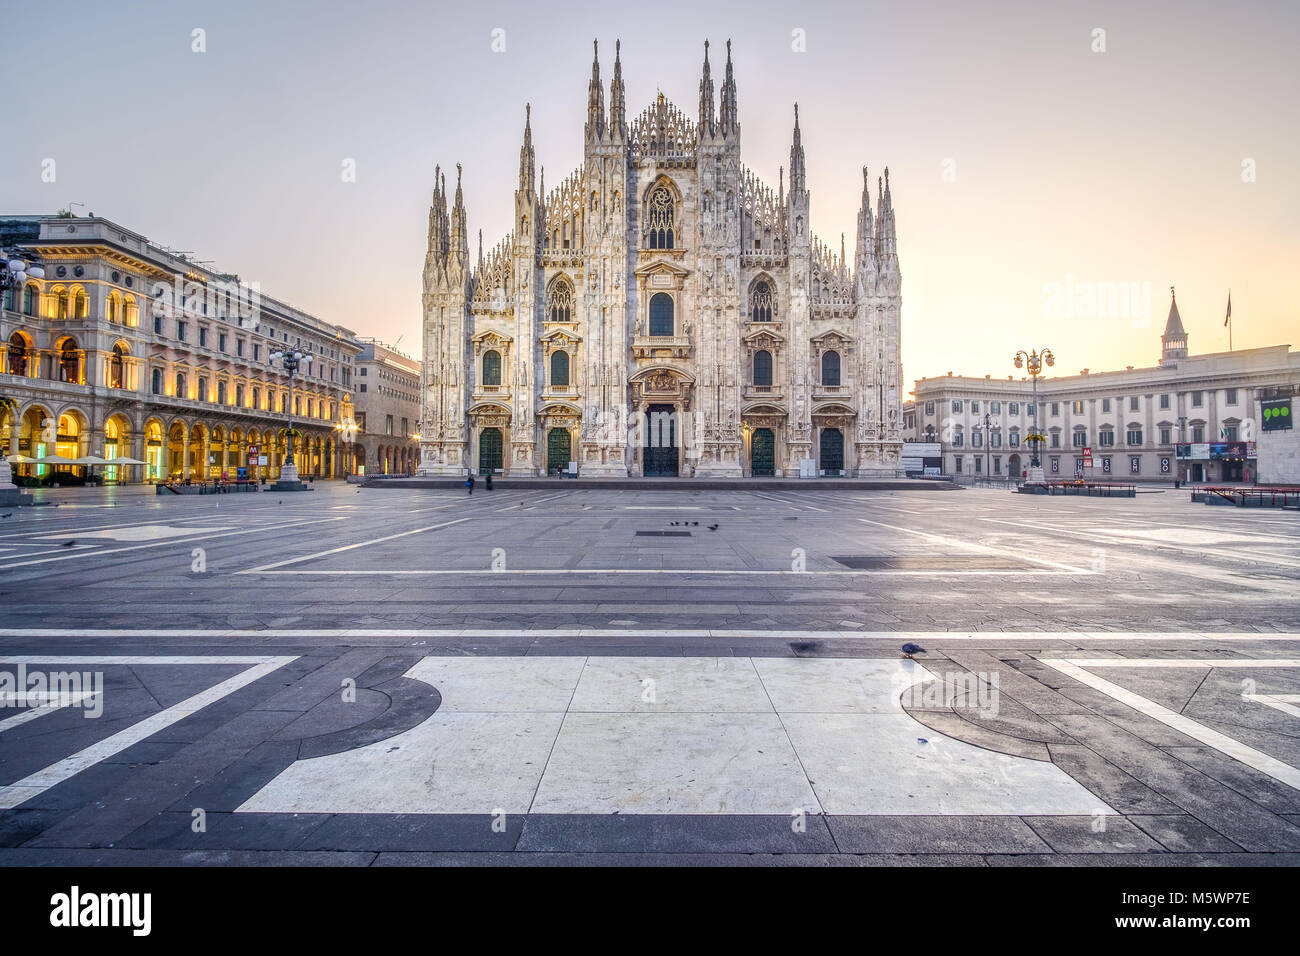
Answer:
[1225,290,1232,351]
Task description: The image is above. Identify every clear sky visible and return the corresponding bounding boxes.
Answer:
[3,0,1296,390]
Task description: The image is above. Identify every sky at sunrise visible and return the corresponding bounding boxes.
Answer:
[3,0,1296,391]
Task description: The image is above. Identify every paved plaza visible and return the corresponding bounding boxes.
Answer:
[1,481,1298,865]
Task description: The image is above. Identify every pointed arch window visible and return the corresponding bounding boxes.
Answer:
[753,350,773,387]
[646,184,675,249]
[750,280,774,322]
[649,293,674,336]
[550,350,570,387]
[821,350,841,386]
[547,278,573,322]
[482,349,501,386]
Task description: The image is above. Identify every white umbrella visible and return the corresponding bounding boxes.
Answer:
[106,456,146,465]
[6,455,35,464]
[74,455,109,466]
[36,454,80,465]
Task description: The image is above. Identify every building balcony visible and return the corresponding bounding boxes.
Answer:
[632,336,693,360]
[812,384,851,400]
[743,384,785,402]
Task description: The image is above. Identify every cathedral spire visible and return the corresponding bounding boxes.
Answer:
[518,104,535,196]
[450,162,468,265]
[856,165,877,282]
[788,103,806,195]
[609,39,626,137]
[586,39,605,140]
[719,39,738,136]
[698,40,715,137]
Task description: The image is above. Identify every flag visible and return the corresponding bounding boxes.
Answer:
[1224,291,1232,326]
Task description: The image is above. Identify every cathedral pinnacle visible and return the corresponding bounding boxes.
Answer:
[719,38,738,135]
[587,39,605,138]
[698,39,716,136]
[609,38,626,135]
[518,104,535,195]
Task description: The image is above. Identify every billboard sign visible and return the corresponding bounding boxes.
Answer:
[1262,399,1292,431]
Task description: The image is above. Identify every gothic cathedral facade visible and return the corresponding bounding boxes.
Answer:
[419,40,903,478]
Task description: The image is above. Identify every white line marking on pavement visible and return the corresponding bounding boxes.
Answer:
[1039,657,1300,792]
[0,655,299,809]
[856,517,1093,574]
[0,629,1295,642]
[244,567,1082,577]
[237,517,474,572]
[0,517,347,571]
[0,692,98,733]
[1245,694,1300,720]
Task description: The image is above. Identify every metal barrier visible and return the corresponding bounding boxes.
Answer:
[1191,486,1300,508]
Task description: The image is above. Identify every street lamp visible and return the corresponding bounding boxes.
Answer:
[1,252,44,493]
[269,348,310,490]
[1013,348,1054,482]
[336,418,358,476]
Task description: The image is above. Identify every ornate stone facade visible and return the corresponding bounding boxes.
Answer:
[419,40,903,478]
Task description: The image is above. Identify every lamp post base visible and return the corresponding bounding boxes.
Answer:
[1025,465,1046,483]
[271,461,308,492]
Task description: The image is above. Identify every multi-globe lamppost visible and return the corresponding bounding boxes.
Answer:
[1013,347,1054,482]
[1,252,45,497]
[269,347,310,490]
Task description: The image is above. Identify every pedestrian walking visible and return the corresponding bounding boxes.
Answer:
[465,473,475,496]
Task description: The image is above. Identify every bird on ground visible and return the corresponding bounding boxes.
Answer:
[901,642,925,655]
[61,540,76,548]
[708,524,719,531]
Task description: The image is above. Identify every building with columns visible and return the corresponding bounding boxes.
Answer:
[1,214,361,483]
[353,338,421,475]
[903,290,1300,483]
[420,39,904,478]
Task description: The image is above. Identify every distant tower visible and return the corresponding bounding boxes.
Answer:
[1160,286,1188,366]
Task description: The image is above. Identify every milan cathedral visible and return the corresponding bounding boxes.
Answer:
[420,39,903,478]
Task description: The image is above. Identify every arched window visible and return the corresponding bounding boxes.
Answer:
[236,384,245,407]
[51,286,69,319]
[123,294,138,327]
[176,372,187,397]
[72,287,88,319]
[750,280,774,322]
[107,292,121,323]
[22,284,36,316]
[58,339,80,383]
[550,350,570,387]
[7,333,29,377]
[152,368,163,395]
[110,344,127,388]
[547,277,573,322]
[754,350,773,387]
[822,350,841,386]
[252,387,260,409]
[649,293,674,336]
[197,377,208,402]
[482,349,501,386]
[217,381,227,405]
[646,184,675,249]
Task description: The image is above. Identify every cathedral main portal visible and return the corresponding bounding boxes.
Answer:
[644,404,679,477]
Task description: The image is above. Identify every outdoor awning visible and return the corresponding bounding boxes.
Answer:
[36,455,81,465]
[106,456,147,465]
[74,455,109,466]
[5,455,36,464]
